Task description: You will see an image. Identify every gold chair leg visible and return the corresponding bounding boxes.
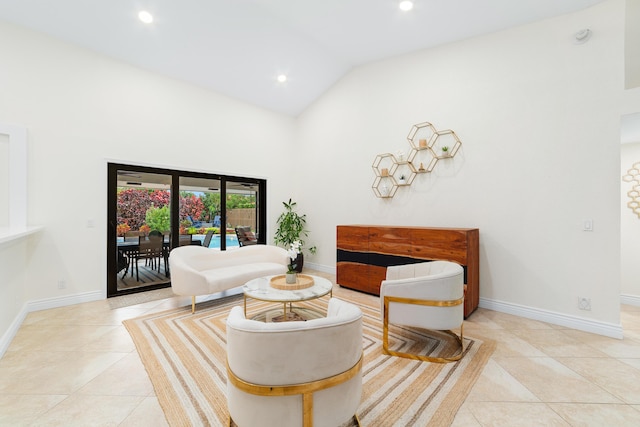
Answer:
[302,392,313,427]
[383,296,465,363]
[191,296,196,314]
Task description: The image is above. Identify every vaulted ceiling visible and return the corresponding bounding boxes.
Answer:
[0,0,604,116]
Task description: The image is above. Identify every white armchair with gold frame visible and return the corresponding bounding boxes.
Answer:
[226,297,363,427]
[380,261,465,363]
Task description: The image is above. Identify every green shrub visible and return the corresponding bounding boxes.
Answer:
[146,206,170,233]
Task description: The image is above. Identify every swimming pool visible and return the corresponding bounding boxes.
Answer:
[195,234,240,249]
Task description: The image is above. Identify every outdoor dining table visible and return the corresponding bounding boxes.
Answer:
[117,237,171,278]
[117,236,202,278]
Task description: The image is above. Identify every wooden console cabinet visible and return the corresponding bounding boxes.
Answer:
[336,225,479,317]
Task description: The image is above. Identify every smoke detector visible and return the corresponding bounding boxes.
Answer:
[574,29,592,44]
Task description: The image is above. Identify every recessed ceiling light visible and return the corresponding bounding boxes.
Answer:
[399,1,414,12]
[138,10,154,24]
[277,74,288,83]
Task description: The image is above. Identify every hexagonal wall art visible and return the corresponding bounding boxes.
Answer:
[372,153,399,198]
[372,121,463,198]
[372,175,398,198]
[407,122,437,151]
[372,153,397,178]
[622,162,640,218]
[430,129,462,159]
[408,147,438,173]
[394,161,417,186]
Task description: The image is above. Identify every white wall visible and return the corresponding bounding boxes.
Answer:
[0,21,296,341]
[297,0,640,334]
[621,141,640,299]
[0,238,28,352]
[2,0,640,344]
[625,0,640,89]
[0,133,8,227]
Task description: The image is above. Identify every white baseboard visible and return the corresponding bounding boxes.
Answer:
[0,303,29,358]
[621,294,640,307]
[0,290,104,358]
[306,265,624,339]
[305,262,335,275]
[26,290,104,312]
[479,297,623,339]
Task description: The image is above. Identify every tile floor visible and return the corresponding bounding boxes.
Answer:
[1,272,640,426]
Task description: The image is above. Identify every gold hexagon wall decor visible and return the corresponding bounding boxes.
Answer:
[431,129,462,159]
[372,121,463,198]
[372,153,397,178]
[407,122,437,151]
[394,161,417,186]
[408,147,438,173]
[372,175,398,198]
[622,162,640,218]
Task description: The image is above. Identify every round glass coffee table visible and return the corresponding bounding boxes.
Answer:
[243,274,333,321]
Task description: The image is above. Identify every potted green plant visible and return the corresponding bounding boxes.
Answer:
[441,146,450,157]
[274,199,316,272]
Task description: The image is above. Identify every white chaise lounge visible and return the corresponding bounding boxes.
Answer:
[169,244,289,313]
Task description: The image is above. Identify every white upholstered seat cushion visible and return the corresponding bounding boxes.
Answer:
[380,261,464,331]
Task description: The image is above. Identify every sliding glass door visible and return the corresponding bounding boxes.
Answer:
[108,167,172,295]
[225,180,263,246]
[178,176,226,248]
[107,163,266,297]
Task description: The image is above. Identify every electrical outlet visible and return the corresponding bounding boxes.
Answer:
[57,280,66,289]
[578,297,591,311]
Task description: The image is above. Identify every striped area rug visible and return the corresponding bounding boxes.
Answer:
[124,287,495,427]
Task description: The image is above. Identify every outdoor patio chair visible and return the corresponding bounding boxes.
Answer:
[135,235,164,281]
[202,230,214,248]
[235,226,258,246]
[117,250,129,278]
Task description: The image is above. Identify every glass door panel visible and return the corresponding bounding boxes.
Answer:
[225,180,261,248]
[108,166,172,296]
[178,176,228,249]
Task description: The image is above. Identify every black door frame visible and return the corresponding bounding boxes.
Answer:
[107,163,267,297]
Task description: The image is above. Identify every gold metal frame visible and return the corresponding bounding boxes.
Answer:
[243,288,332,320]
[383,295,464,363]
[227,353,363,427]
